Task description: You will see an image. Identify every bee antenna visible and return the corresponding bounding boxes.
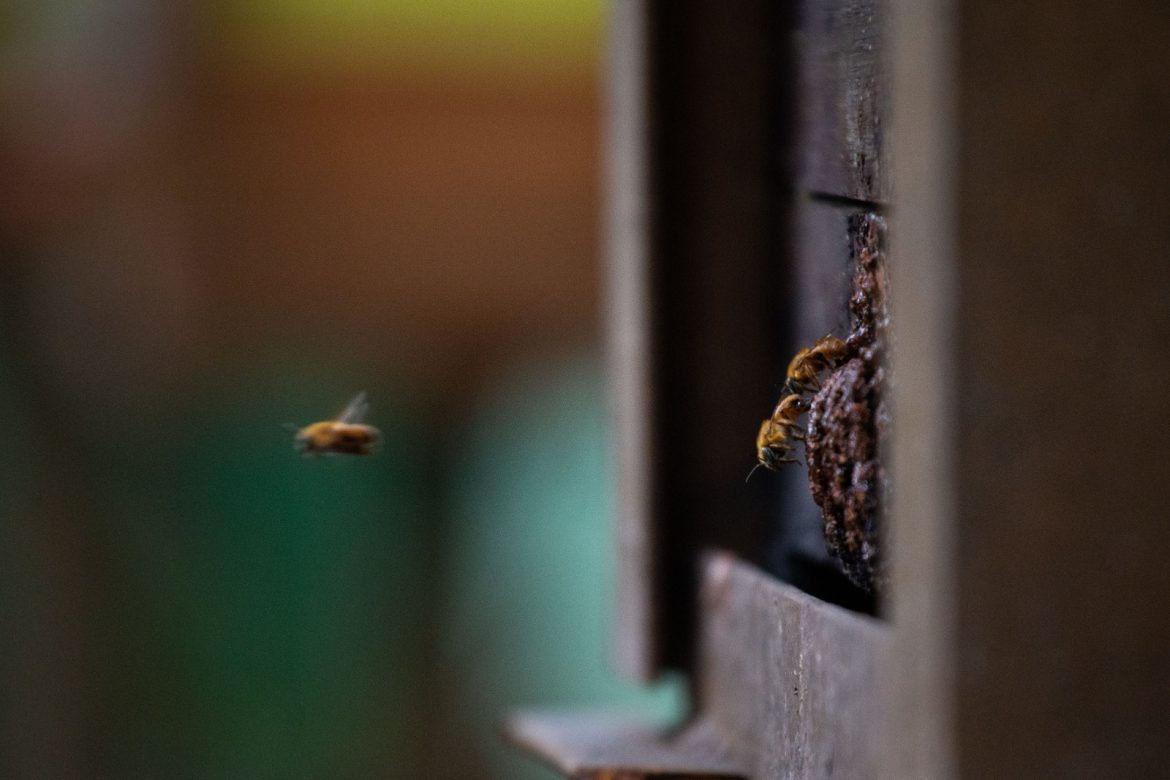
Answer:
[281,422,300,432]
[745,462,764,484]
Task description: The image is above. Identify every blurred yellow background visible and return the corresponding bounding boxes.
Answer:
[0,1,680,777]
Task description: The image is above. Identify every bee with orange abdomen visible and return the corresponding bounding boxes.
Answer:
[785,335,849,394]
[748,393,810,480]
[289,391,380,456]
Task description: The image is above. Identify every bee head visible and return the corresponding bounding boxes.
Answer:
[761,444,803,471]
[760,447,782,471]
[284,423,310,453]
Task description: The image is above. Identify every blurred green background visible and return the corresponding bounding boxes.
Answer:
[0,1,681,777]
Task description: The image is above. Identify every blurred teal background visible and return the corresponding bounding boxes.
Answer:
[0,1,682,777]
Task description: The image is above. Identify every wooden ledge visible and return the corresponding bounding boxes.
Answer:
[504,711,748,779]
[506,555,890,777]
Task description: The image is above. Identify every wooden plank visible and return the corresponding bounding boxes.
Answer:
[505,712,747,779]
[887,0,1170,775]
[507,555,889,778]
[796,0,888,202]
[605,0,658,684]
[884,0,956,775]
[698,553,889,778]
[792,200,857,348]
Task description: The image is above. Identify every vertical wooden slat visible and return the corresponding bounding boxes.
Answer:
[888,0,1170,775]
[604,0,657,682]
[885,0,957,775]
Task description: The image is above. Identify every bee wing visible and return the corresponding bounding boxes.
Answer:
[336,391,369,423]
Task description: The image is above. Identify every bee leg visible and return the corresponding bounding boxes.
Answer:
[773,420,805,439]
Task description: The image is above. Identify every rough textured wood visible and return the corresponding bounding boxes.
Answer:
[888,0,1170,775]
[699,554,889,778]
[509,555,888,779]
[796,0,888,202]
[505,712,746,779]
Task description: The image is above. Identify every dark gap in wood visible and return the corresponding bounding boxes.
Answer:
[762,199,881,618]
[804,191,888,212]
[646,0,782,677]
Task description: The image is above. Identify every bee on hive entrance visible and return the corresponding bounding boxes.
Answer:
[288,391,380,456]
[784,335,849,394]
[747,393,810,481]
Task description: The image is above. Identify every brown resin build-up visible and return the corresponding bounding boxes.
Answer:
[805,213,890,592]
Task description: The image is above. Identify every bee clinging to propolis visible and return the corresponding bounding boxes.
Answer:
[784,335,849,395]
[747,393,811,481]
[748,334,850,481]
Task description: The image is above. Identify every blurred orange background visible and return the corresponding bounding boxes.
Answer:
[0,2,679,777]
[3,0,604,394]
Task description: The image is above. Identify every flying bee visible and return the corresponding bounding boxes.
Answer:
[287,391,380,456]
[785,334,849,394]
[747,393,810,481]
